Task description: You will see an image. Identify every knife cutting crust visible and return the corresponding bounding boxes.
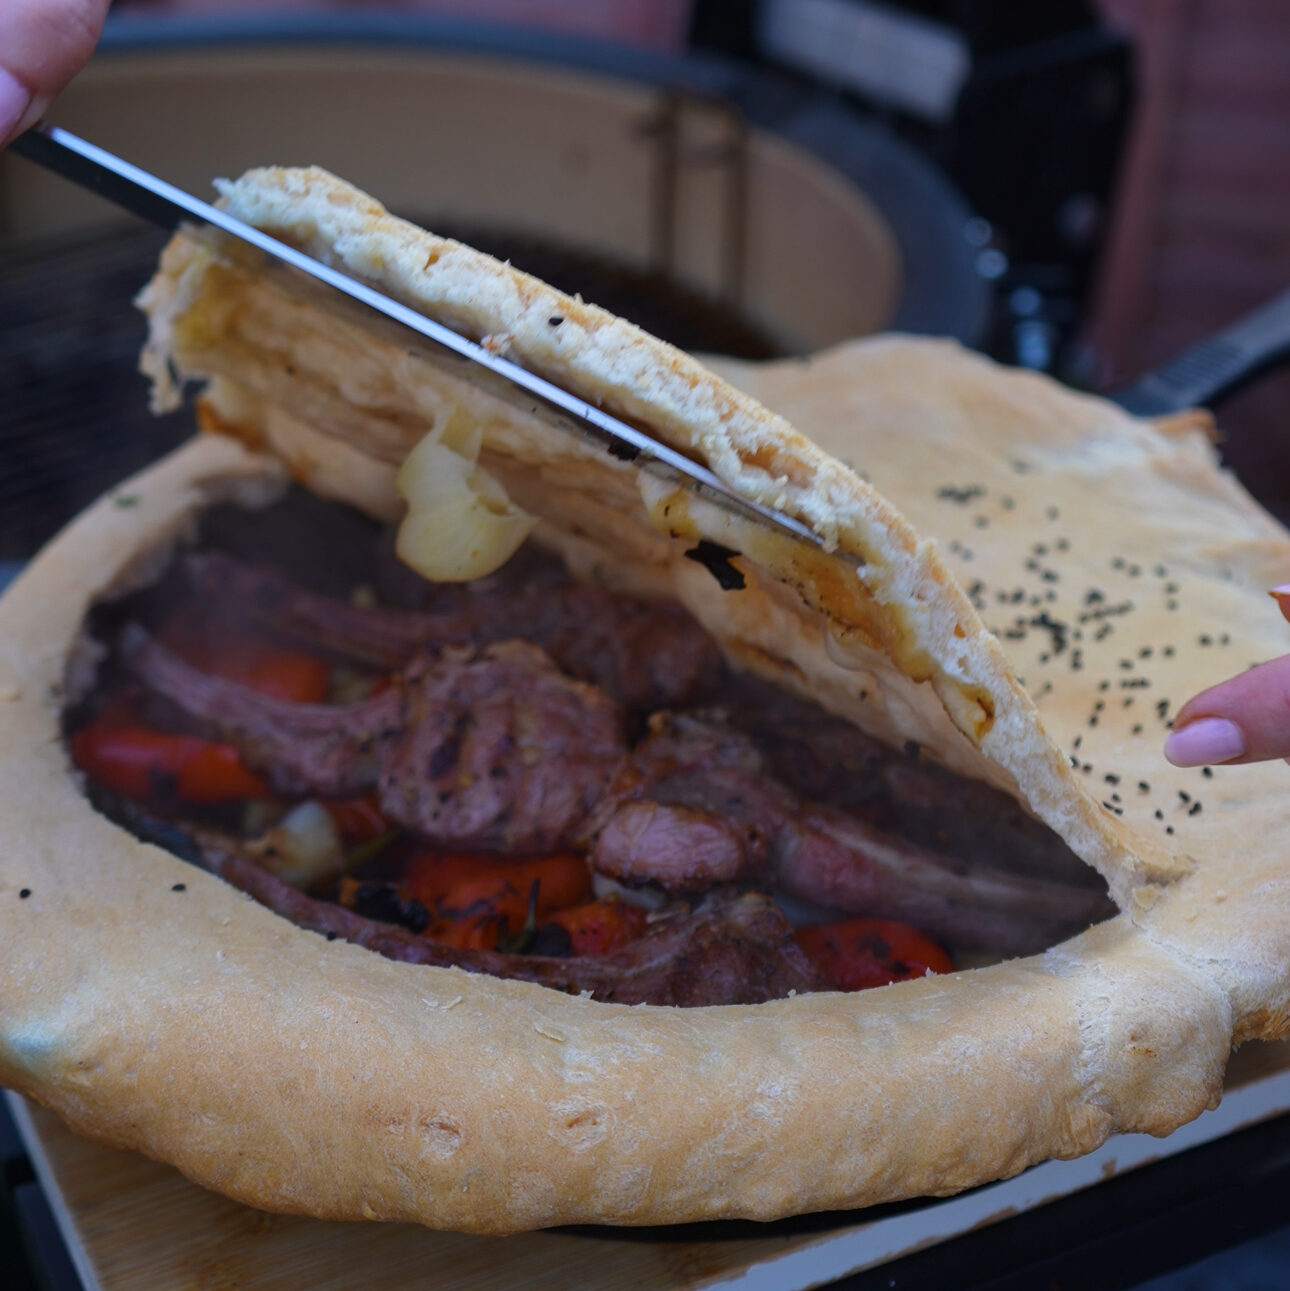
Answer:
[0,166,1286,1232]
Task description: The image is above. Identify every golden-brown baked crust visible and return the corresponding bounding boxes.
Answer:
[0,167,1285,1232]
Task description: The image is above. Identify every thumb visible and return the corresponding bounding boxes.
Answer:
[1165,653,1290,767]
[0,0,110,145]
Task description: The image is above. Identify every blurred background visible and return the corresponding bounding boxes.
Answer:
[2,3,1290,1289]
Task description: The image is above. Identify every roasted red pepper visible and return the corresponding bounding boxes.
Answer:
[404,851,593,950]
[794,917,953,991]
[545,897,649,956]
[70,724,270,805]
[322,795,391,844]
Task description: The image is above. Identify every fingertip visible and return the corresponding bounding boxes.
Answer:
[0,67,31,147]
[1164,717,1246,768]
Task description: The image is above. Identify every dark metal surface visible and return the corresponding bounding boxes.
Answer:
[0,223,187,559]
[1112,287,1290,417]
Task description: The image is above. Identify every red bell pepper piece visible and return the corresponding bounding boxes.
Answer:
[405,852,593,950]
[70,724,270,805]
[545,898,649,956]
[794,917,953,991]
[321,795,391,844]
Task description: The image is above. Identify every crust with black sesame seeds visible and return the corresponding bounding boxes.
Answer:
[0,167,1287,1234]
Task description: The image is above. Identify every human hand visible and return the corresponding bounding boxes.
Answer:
[1165,587,1290,767]
[0,0,111,146]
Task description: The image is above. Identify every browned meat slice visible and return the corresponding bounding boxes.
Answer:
[580,712,1114,955]
[720,676,1096,888]
[185,839,824,1006]
[183,551,722,711]
[124,629,625,853]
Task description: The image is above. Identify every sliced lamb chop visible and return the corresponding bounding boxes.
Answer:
[124,628,625,854]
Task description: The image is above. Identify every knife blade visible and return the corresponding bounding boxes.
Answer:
[9,122,829,553]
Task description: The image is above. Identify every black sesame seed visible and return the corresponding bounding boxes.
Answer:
[1163,646,1175,657]
[1199,635,1212,647]
[1166,600,1178,611]
[974,515,989,528]
[1138,781,1150,792]
[1179,790,1191,803]
[1104,773,1121,784]
[1154,809,1164,820]
[1128,564,1141,577]
[1119,659,1134,670]
[1154,565,1167,577]
[18,888,31,899]
[1132,724,1144,735]
[171,883,186,892]
[1099,681,1110,692]
[1189,802,1203,815]
[1220,634,1230,646]
[1166,825,1175,835]
[326,930,338,941]
[1094,700,1105,711]
[548,316,564,326]
[1202,766,1213,778]
[1056,538,1070,552]
[1139,646,1153,658]
[1073,736,1083,750]
[1089,714,1099,727]
[1112,557,1126,570]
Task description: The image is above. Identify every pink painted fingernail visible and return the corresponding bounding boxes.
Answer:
[0,69,30,145]
[1165,718,1245,767]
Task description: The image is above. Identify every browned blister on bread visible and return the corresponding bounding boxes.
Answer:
[0,166,1286,1233]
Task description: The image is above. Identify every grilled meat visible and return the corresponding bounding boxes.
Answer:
[580,712,1114,955]
[124,628,624,853]
[182,551,721,711]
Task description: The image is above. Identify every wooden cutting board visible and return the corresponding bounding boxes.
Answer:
[12,1039,1290,1291]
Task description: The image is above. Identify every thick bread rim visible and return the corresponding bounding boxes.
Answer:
[0,435,1238,1232]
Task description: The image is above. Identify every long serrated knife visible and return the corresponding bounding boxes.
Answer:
[10,122,827,551]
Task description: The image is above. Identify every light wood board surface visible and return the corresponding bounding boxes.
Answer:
[11,1039,1290,1291]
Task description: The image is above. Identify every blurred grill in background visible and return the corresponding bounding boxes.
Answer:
[693,0,1136,379]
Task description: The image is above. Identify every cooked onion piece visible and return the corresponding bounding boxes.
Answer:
[395,409,535,581]
[250,800,345,887]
